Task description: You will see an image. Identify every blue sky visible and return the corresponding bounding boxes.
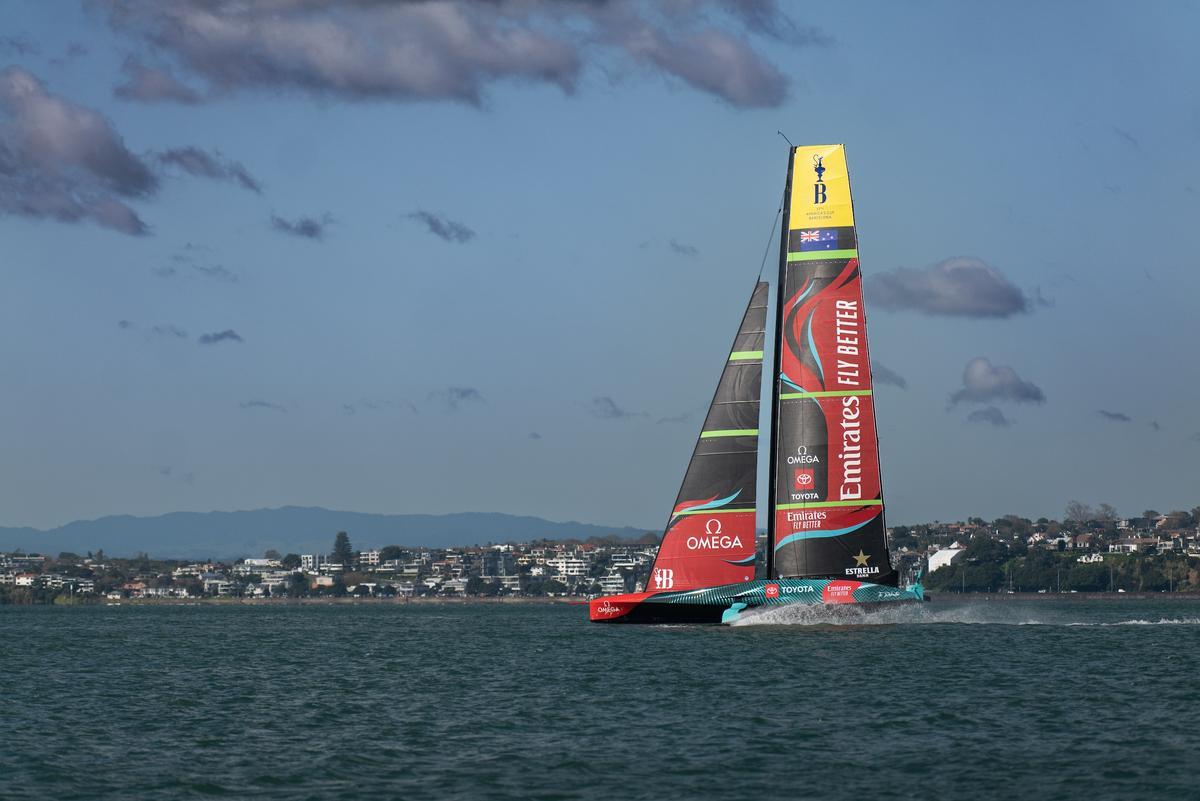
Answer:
[2,0,1198,530]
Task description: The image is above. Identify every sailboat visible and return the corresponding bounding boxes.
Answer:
[589,144,925,625]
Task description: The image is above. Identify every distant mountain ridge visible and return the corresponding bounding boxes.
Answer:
[0,507,653,560]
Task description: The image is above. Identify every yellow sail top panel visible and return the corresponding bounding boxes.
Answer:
[788,144,855,230]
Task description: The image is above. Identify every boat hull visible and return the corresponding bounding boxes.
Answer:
[588,577,925,625]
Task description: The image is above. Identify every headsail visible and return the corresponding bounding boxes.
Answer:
[645,282,768,593]
[768,145,896,586]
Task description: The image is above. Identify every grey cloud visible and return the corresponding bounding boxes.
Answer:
[150,324,188,339]
[866,257,1031,318]
[1190,433,1200,443]
[342,398,418,415]
[657,411,695,424]
[0,37,40,56]
[949,357,1045,406]
[191,264,238,282]
[1098,410,1132,423]
[1111,126,1140,149]
[0,66,156,235]
[240,399,286,412]
[50,43,90,67]
[408,210,474,243]
[430,386,485,412]
[157,465,195,484]
[966,406,1011,427]
[871,361,907,389]
[158,243,230,279]
[115,57,202,104]
[118,319,190,340]
[157,146,261,193]
[614,23,786,108]
[97,1,797,108]
[669,238,698,257]
[589,396,643,420]
[271,213,331,240]
[1148,421,1162,432]
[529,431,542,440]
[719,0,830,43]
[198,329,243,345]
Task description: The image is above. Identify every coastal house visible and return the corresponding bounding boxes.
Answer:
[441,577,469,595]
[598,571,626,595]
[546,555,590,578]
[1110,538,1157,554]
[299,554,328,573]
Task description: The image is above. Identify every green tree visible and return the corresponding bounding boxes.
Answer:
[332,531,353,569]
[1065,562,1108,592]
[281,553,301,570]
[465,575,486,595]
[1164,510,1193,529]
[380,545,403,562]
[264,549,282,561]
[287,572,309,597]
[1065,501,1094,525]
[542,579,568,596]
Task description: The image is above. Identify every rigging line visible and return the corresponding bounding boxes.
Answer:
[756,189,785,281]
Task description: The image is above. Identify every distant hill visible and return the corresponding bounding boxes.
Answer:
[0,507,654,560]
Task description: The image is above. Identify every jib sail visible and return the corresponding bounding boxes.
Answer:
[768,145,896,586]
[645,282,767,593]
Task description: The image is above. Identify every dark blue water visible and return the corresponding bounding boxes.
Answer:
[2,599,1198,800]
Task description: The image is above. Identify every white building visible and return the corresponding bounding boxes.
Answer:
[598,571,626,595]
[928,548,965,573]
[546,555,590,577]
[300,554,328,572]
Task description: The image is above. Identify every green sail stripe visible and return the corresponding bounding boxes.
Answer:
[779,389,873,400]
[728,351,764,361]
[787,249,858,262]
[775,500,884,510]
[700,429,758,438]
[675,508,755,517]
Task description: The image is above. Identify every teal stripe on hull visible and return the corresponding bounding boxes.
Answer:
[643,577,924,610]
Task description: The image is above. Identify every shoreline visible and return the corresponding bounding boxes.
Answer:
[36,591,1200,607]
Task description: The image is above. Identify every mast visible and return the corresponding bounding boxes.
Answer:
[766,147,796,580]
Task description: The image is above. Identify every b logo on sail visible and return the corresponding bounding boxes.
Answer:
[813,154,827,204]
[653,568,674,589]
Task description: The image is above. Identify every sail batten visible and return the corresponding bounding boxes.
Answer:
[644,282,768,593]
[767,145,896,586]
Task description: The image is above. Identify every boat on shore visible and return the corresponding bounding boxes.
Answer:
[590,144,924,625]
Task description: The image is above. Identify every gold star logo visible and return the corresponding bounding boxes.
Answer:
[852,550,871,567]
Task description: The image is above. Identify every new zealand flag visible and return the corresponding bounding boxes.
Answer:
[792,226,857,252]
